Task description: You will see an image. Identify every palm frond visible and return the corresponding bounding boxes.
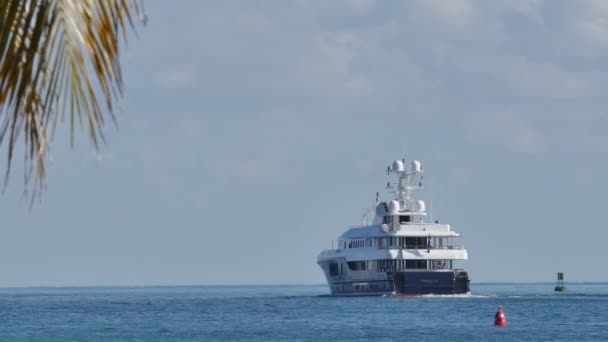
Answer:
[0,0,145,199]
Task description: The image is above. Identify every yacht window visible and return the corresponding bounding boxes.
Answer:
[329,263,339,276]
[406,237,427,249]
[431,260,448,270]
[406,260,428,269]
[399,215,411,223]
[347,261,367,271]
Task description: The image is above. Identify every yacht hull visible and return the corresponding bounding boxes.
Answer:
[324,270,470,296]
[391,270,470,295]
[317,157,471,297]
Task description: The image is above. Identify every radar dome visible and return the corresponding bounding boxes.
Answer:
[415,200,426,213]
[381,224,389,232]
[412,160,422,172]
[388,200,400,213]
[392,160,405,172]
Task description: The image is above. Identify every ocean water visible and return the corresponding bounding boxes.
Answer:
[0,283,607,341]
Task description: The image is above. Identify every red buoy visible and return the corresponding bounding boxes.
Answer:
[494,306,506,326]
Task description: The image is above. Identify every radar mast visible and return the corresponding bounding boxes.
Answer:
[386,158,424,213]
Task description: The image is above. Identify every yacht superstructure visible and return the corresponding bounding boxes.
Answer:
[317,158,470,295]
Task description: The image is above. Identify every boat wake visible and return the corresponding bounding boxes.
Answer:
[402,293,490,298]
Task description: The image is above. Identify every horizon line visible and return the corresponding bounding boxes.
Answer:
[1,281,608,289]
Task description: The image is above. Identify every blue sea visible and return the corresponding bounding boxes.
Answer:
[0,283,607,341]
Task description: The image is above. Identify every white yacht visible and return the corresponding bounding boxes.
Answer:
[317,158,470,296]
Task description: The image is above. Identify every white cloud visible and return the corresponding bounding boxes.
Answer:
[296,0,377,16]
[464,112,540,154]
[493,57,594,98]
[309,32,369,97]
[444,50,595,99]
[554,0,608,57]
[574,6,608,48]
[492,0,543,16]
[346,0,376,14]
[408,0,476,30]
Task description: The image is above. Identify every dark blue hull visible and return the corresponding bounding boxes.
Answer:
[326,270,470,295]
[392,270,470,295]
[328,279,394,295]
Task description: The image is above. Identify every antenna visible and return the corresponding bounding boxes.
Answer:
[376,192,379,203]
[386,158,423,212]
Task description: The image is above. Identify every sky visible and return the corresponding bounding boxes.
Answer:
[1,0,608,286]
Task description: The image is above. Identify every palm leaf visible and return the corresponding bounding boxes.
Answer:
[0,0,145,200]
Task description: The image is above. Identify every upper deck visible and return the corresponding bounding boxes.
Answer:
[340,223,460,239]
[317,157,468,264]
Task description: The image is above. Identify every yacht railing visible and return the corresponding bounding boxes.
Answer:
[320,245,465,253]
[436,245,465,250]
[379,245,465,250]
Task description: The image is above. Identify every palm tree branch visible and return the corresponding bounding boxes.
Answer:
[0,0,144,198]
